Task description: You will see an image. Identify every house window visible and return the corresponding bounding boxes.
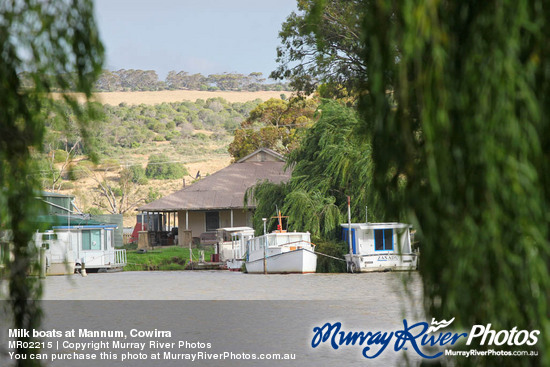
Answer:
[374,229,393,251]
[82,230,101,250]
[205,212,219,232]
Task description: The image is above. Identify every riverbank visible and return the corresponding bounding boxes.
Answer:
[124,246,215,271]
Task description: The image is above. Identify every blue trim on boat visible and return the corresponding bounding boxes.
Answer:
[341,228,357,254]
[53,225,117,229]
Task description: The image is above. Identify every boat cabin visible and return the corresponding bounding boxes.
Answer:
[34,225,127,274]
[341,222,418,272]
[216,226,254,262]
[245,231,316,274]
[247,231,312,259]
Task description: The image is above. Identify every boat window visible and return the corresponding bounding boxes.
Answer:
[82,230,101,250]
[374,229,393,251]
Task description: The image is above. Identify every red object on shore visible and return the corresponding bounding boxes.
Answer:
[130,222,146,243]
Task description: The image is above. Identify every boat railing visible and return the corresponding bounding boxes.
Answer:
[273,240,316,249]
[77,249,127,268]
[248,236,315,251]
[114,249,127,266]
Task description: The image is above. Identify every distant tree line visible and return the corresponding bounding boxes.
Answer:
[93,69,290,92]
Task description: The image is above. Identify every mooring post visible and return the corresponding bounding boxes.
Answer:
[81,257,87,277]
[347,196,353,272]
[262,218,267,274]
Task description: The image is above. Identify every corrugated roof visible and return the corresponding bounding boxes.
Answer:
[137,160,291,212]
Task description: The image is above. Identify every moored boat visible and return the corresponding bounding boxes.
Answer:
[342,222,418,272]
[216,227,254,271]
[244,212,317,274]
[34,224,127,275]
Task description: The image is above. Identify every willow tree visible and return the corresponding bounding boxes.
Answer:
[358,1,550,365]
[245,101,379,272]
[246,101,375,237]
[0,1,103,365]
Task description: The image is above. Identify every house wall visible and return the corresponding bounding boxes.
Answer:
[219,209,248,228]
[178,211,205,237]
[178,209,252,239]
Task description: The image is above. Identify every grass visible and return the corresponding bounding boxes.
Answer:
[124,246,215,271]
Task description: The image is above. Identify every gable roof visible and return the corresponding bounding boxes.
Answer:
[137,158,290,212]
[237,147,284,163]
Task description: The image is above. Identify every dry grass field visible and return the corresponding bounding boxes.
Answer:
[54,90,293,105]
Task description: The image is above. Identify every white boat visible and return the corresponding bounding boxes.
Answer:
[34,225,127,274]
[216,227,254,271]
[342,222,418,273]
[245,231,317,274]
[244,212,317,274]
[34,231,75,275]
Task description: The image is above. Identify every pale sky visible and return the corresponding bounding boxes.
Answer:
[93,0,298,80]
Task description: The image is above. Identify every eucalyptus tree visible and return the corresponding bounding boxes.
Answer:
[228,97,318,161]
[271,0,367,96]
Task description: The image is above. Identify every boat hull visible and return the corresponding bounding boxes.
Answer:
[345,253,418,273]
[226,259,243,271]
[47,261,76,276]
[246,249,317,274]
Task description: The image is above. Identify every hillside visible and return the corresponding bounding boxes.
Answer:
[43,90,292,227]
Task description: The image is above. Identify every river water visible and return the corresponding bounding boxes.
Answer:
[42,270,422,301]
[2,271,430,367]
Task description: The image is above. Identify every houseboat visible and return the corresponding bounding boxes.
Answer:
[34,225,127,275]
[244,213,317,274]
[342,222,418,272]
[216,227,254,271]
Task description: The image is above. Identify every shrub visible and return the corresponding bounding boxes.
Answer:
[145,154,188,180]
[68,161,94,180]
[166,120,176,130]
[53,149,69,163]
[314,240,348,273]
[153,134,165,142]
[125,165,148,185]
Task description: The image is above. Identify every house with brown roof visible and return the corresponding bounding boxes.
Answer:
[136,148,291,244]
